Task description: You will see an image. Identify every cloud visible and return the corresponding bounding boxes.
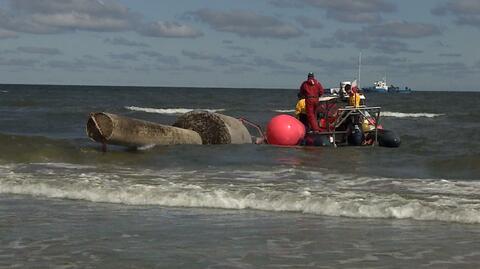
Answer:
[46,55,124,71]
[455,15,480,27]
[0,8,63,34]
[303,0,395,13]
[373,40,423,54]
[3,0,140,33]
[269,0,305,8]
[1,0,201,39]
[0,57,39,67]
[223,66,256,74]
[335,33,420,54]
[272,0,395,23]
[46,60,85,71]
[10,0,132,16]
[190,9,303,39]
[357,56,476,78]
[251,56,295,71]
[284,52,354,73]
[16,46,62,55]
[333,21,441,54]
[29,12,133,32]
[334,29,374,49]
[224,45,256,55]
[284,52,326,65]
[365,21,442,38]
[108,52,138,61]
[438,53,462,57]
[137,21,203,38]
[432,0,480,15]
[310,38,344,49]
[0,28,18,39]
[431,40,449,48]
[326,11,382,23]
[396,61,475,76]
[295,16,323,29]
[134,63,205,73]
[178,65,212,72]
[432,0,480,28]
[362,55,408,66]
[104,37,149,47]
[139,51,179,65]
[181,50,236,66]
[284,52,384,79]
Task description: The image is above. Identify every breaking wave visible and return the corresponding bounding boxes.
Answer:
[272,110,444,118]
[274,109,295,113]
[125,106,225,115]
[382,112,444,118]
[1,163,480,224]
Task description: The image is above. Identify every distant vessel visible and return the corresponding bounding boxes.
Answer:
[362,79,389,93]
[362,78,413,93]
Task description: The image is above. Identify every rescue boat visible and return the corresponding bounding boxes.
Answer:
[258,95,401,148]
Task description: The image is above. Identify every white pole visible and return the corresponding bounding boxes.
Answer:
[358,52,362,88]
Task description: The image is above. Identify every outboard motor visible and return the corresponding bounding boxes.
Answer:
[301,133,333,146]
[377,129,401,148]
[347,125,364,146]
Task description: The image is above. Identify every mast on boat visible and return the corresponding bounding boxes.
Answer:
[358,52,362,88]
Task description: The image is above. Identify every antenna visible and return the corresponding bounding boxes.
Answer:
[358,52,362,88]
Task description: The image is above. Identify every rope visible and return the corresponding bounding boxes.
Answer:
[238,117,266,140]
[90,113,105,138]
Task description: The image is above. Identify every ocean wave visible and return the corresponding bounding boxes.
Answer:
[382,112,444,118]
[272,110,443,118]
[1,164,480,224]
[125,106,225,115]
[0,90,8,93]
[274,109,295,113]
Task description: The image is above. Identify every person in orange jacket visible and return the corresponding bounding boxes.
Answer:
[298,72,324,132]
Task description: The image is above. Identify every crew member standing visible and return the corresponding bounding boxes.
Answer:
[299,72,324,132]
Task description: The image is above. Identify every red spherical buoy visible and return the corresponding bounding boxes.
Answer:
[266,115,306,146]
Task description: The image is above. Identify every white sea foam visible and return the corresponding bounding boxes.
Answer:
[29,163,96,169]
[125,106,225,115]
[273,110,443,118]
[0,90,8,93]
[382,112,444,118]
[1,164,480,224]
[274,109,295,113]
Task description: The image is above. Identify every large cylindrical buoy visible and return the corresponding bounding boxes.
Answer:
[173,111,252,144]
[266,114,305,146]
[86,112,202,147]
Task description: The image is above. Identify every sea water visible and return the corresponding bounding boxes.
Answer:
[1,85,480,268]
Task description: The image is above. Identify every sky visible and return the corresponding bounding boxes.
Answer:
[0,0,479,91]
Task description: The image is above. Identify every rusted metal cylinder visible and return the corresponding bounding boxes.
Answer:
[86,112,202,147]
[173,111,252,144]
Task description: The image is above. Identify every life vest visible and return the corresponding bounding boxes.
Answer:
[349,93,361,107]
[295,99,306,118]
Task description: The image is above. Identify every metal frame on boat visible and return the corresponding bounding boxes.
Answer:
[316,96,381,147]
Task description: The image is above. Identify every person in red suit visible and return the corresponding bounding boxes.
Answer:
[298,72,324,132]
